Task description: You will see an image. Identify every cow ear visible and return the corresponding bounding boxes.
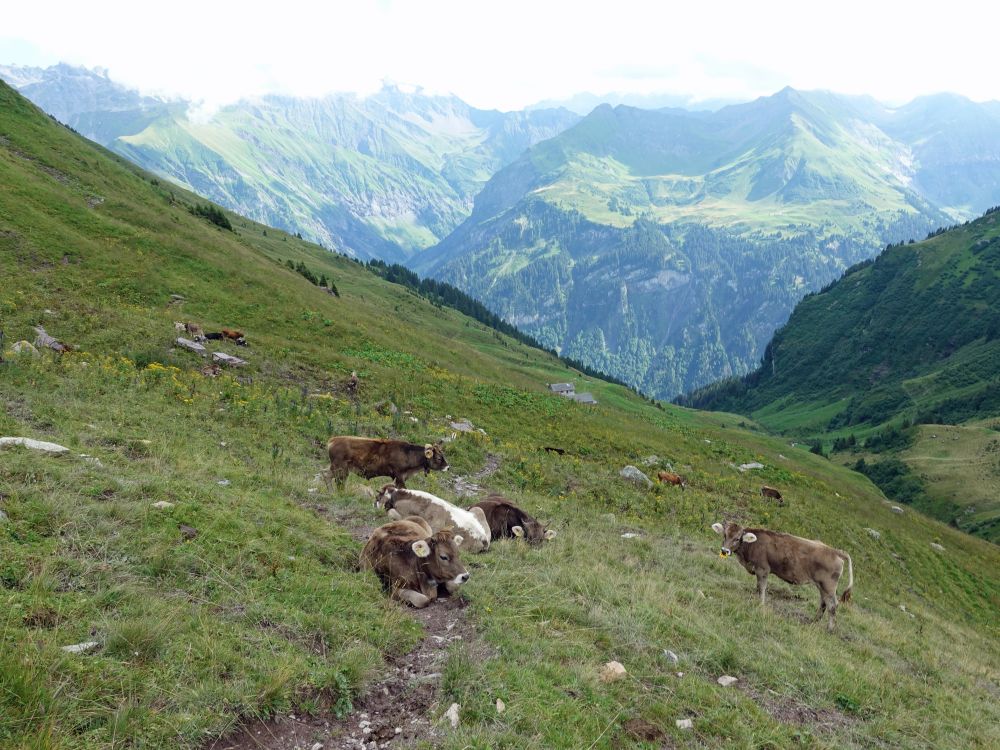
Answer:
[711,522,724,534]
[544,529,557,540]
[411,540,431,558]
[512,525,524,537]
[424,444,433,458]
[742,532,757,543]
[453,534,464,547]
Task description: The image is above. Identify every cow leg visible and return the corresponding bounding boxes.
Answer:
[393,475,407,489]
[394,588,431,609]
[756,572,769,605]
[813,582,828,621]
[331,468,348,493]
[825,588,839,632]
[321,467,333,491]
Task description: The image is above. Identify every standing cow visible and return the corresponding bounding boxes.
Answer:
[469,494,556,544]
[657,471,686,489]
[711,521,854,631]
[760,485,783,502]
[361,516,469,608]
[376,485,491,553]
[323,436,448,490]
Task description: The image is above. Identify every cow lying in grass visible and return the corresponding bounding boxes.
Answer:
[376,485,491,553]
[469,494,556,544]
[361,516,469,608]
[324,436,448,490]
[712,521,854,631]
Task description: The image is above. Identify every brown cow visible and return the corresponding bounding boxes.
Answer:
[360,516,469,608]
[323,436,448,490]
[760,485,783,502]
[711,521,854,631]
[184,322,205,341]
[657,471,686,489]
[469,494,556,545]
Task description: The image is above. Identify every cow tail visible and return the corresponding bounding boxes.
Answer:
[839,552,854,603]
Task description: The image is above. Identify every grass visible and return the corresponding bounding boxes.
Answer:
[2,80,1000,749]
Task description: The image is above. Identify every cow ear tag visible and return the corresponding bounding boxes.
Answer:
[711,522,724,534]
[544,529,557,540]
[424,445,434,458]
[742,532,758,543]
[453,534,464,546]
[411,540,431,558]
[512,526,524,538]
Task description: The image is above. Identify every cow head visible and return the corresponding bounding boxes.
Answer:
[413,529,469,588]
[375,483,397,509]
[711,521,757,557]
[423,440,449,472]
[512,517,558,545]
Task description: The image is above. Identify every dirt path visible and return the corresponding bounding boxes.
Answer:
[207,459,498,750]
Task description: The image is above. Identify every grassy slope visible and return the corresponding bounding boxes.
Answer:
[2,82,999,750]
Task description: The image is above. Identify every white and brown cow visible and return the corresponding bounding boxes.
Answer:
[376,485,491,553]
[360,516,469,608]
[712,521,854,631]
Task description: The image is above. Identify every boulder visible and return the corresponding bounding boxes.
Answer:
[619,465,653,487]
[599,661,627,682]
[176,337,207,355]
[213,351,247,367]
[737,462,765,472]
[0,437,70,454]
[10,340,38,356]
[450,418,475,432]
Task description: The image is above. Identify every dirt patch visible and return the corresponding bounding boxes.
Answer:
[739,684,855,731]
[449,453,502,499]
[622,717,666,742]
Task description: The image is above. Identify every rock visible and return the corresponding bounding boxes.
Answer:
[170,293,186,303]
[621,533,641,539]
[444,702,460,729]
[152,501,174,510]
[717,675,738,687]
[703,438,712,444]
[778,454,788,460]
[179,524,198,540]
[213,352,247,367]
[619,465,653,487]
[217,479,231,487]
[10,340,38,355]
[663,649,679,664]
[496,698,505,714]
[374,400,398,416]
[176,337,207,355]
[0,437,70,454]
[0,509,8,523]
[601,513,616,524]
[865,528,881,540]
[676,718,693,730]
[737,462,765,472]
[930,542,945,551]
[450,419,475,432]
[599,661,627,682]
[891,506,904,514]
[409,416,419,423]
[311,743,324,750]
[640,455,660,466]
[78,454,104,468]
[61,641,100,654]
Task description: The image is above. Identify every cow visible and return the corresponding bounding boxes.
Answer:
[469,494,556,545]
[360,516,469,608]
[323,436,448,490]
[711,521,853,631]
[221,328,247,346]
[376,485,491,553]
[657,471,686,489]
[184,322,205,341]
[760,485,783,502]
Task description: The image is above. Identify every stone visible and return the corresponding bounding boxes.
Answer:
[737,462,765,472]
[79,454,104,468]
[0,437,70,454]
[11,340,38,355]
[61,641,100,654]
[450,419,475,432]
[619,465,653,487]
[176,337,207,355]
[891,506,904,514]
[0,509,8,523]
[621,533,641,539]
[496,698,505,714]
[311,743,324,750]
[217,479,231,487]
[717,675,738,687]
[640,455,660,466]
[152,501,175,510]
[865,528,881,540]
[930,542,945,551]
[599,661,627,682]
[676,719,693,730]
[663,649,679,664]
[213,351,247,367]
[444,702,460,729]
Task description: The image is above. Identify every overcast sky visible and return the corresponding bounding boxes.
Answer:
[3,0,999,111]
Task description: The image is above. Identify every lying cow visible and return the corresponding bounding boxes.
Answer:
[377,485,491,553]
[469,494,556,544]
[360,516,469,608]
[323,436,448,490]
[657,471,686,489]
[711,521,854,631]
[760,485,783,502]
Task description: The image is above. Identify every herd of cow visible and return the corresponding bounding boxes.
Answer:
[325,435,855,630]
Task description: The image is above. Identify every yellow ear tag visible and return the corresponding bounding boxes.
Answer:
[412,540,431,558]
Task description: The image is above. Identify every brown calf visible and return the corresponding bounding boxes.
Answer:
[360,516,469,608]
[760,485,783,502]
[469,494,557,545]
[323,436,448,490]
[711,521,853,631]
[657,471,686,488]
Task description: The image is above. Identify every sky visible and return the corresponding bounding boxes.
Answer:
[3,0,1000,111]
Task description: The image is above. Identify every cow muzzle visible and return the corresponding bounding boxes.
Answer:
[720,547,732,557]
[453,572,470,585]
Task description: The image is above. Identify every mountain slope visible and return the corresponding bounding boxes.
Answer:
[0,64,579,261]
[680,209,1000,540]
[2,81,1000,750]
[419,89,985,397]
